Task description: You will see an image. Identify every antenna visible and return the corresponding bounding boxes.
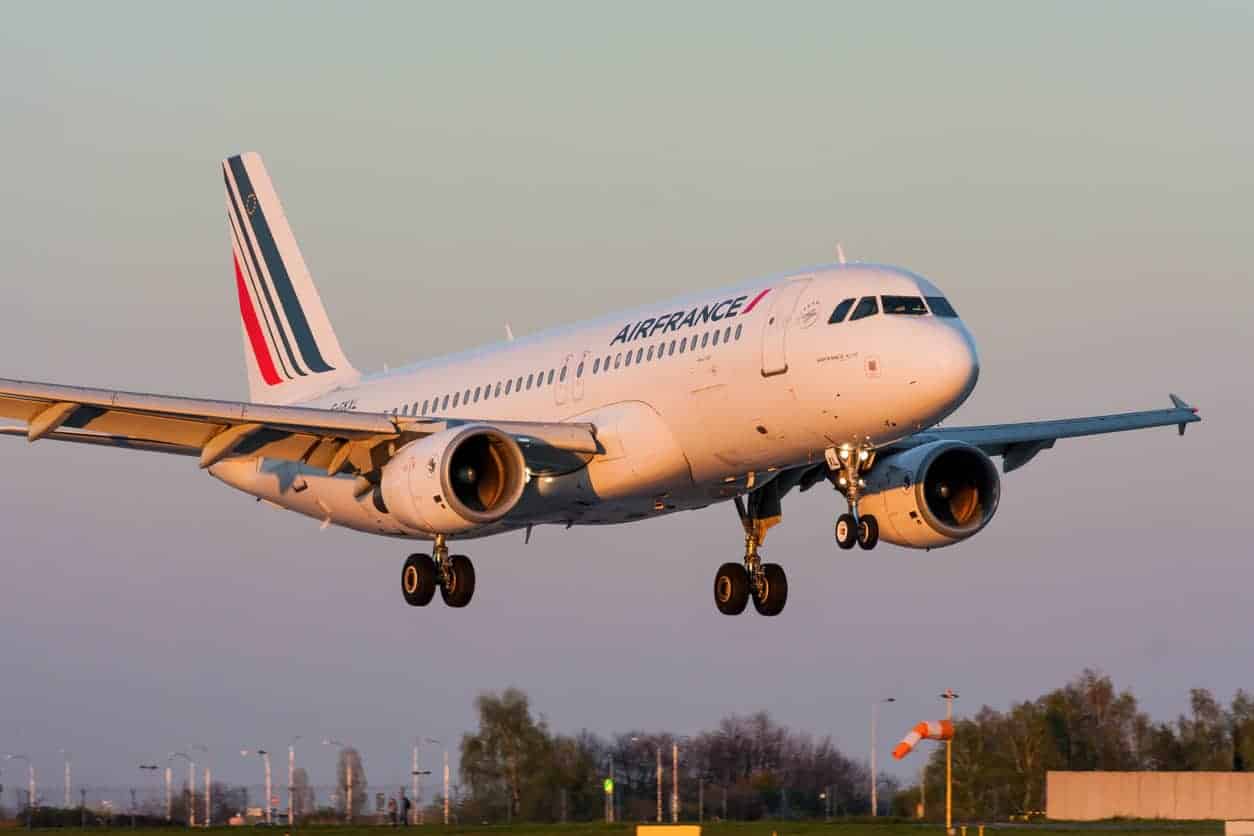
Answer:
[505,323,515,342]
[836,242,847,265]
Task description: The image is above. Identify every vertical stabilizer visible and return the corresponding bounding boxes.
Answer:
[223,152,358,404]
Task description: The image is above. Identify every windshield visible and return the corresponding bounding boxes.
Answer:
[926,296,959,318]
[882,295,928,315]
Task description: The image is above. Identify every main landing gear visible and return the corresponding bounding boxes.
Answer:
[830,444,879,551]
[401,534,476,609]
[714,485,788,616]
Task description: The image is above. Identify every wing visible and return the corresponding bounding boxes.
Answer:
[888,394,1201,472]
[0,377,599,476]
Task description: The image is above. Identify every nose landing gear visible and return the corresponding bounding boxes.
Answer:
[829,444,880,551]
[400,534,477,609]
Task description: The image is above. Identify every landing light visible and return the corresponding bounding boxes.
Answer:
[859,450,870,462]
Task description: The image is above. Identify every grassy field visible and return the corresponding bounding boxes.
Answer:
[0,823,1226,836]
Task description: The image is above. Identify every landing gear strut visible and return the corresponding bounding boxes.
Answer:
[829,444,880,551]
[714,486,788,616]
[400,534,476,609]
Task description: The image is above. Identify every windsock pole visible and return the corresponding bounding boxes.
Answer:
[943,689,958,835]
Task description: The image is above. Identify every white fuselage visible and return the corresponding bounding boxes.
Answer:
[211,263,980,538]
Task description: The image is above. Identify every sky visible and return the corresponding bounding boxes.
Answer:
[1,0,1251,799]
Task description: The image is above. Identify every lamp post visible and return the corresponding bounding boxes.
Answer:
[943,691,958,832]
[630,736,662,823]
[871,697,896,817]
[323,739,352,823]
[412,738,438,825]
[288,736,301,827]
[191,744,210,827]
[443,750,450,826]
[139,765,160,821]
[5,755,35,818]
[168,753,194,828]
[59,750,71,809]
[242,749,273,825]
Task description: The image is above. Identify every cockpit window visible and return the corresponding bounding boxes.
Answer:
[828,297,856,324]
[926,296,959,318]
[849,296,879,321]
[882,295,928,315]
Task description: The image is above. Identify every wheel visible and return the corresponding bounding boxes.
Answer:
[857,514,879,550]
[713,562,750,615]
[441,554,476,607]
[401,553,437,606]
[835,513,857,550]
[752,562,788,616]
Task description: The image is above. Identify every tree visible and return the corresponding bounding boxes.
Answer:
[291,768,315,818]
[336,748,368,818]
[460,688,553,821]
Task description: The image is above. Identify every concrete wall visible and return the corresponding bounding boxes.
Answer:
[1047,772,1254,821]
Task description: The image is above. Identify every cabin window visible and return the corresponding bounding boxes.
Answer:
[828,297,856,324]
[635,348,644,364]
[735,324,742,340]
[464,388,471,403]
[926,296,959,318]
[679,337,687,354]
[401,403,409,416]
[712,329,720,346]
[593,357,601,374]
[701,332,710,348]
[505,379,513,395]
[575,362,583,378]
[849,296,879,321]
[882,295,928,315]
[494,382,502,397]
[421,399,429,415]
[624,351,633,367]
[668,339,676,355]
[441,395,449,410]
[452,392,460,408]
[473,386,481,402]
[526,373,534,390]
[614,353,622,368]
[647,345,655,361]
[547,369,555,384]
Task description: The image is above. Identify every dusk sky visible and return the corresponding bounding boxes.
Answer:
[1,1,1250,797]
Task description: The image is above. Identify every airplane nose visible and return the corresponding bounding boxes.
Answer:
[929,324,979,410]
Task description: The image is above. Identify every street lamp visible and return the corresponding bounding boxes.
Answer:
[871,697,896,817]
[4,755,35,815]
[191,745,210,827]
[631,736,663,823]
[241,749,273,825]
[168,753,195,828]
[941,690,960,836]
[59,750,71,809]
[411,737,438,825]
[288,736,301,827]
[322,739,353,823]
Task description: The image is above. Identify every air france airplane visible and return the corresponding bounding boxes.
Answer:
[0,153,1201,616]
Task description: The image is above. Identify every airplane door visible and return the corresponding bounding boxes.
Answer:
[572,351,590,402]
[760,277,811,376]
[555,353,574,405]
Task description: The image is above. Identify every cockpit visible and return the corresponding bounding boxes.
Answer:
[827,294,959,324]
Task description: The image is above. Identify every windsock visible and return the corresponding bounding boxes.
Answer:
[892,720,954,760]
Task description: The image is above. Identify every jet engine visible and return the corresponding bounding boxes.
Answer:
[380,425,528,535]
[857,440,1000,548]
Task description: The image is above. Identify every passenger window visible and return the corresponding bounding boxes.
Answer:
[473,387,481,403]
[624,351,633,367]
[442,395,449,410]
[724,326,731,343]
[669,339,676,355]
[635,348,643,364]
[593,358,601,374]
[614,353,621,369]
[882,295,928,315]
[735,324,742,340]
[464,389,471,403]
[926,296,959,318]
[495,382,502,397]
[679,338,687,354]
[828,297,856,323]
[526,374,534,389]
[505,380,513,395]
[712,329,720,346]
[453,392,460,408]
[701,332,710,348]
[547,369,555,384]
[516,376,523,391]
[647,345,655,361]
[401,403,409,416]
[421,400,429,415]
[849,296,879,321]
[574,362,582,378]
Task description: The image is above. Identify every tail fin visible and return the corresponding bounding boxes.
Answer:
[223,152,358,404]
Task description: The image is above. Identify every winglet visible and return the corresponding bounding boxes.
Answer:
[1169,393,1199,436]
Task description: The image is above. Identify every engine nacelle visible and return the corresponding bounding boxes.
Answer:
[380,425,528,535]
[857,440,1000,548]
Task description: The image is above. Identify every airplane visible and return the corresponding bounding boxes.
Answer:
[0,153,1201,616]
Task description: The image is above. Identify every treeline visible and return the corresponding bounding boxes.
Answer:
[899,669,1254,821]
[458,688,880,823]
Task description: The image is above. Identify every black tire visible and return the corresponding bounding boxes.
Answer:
[713,562,750,615]
[401,553,437,607]
[752,563,788,616]
[857,514,880,550]
[441,554,476,608]
[835,513,857,550]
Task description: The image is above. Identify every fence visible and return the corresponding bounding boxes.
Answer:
[1047,771,1254,821]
